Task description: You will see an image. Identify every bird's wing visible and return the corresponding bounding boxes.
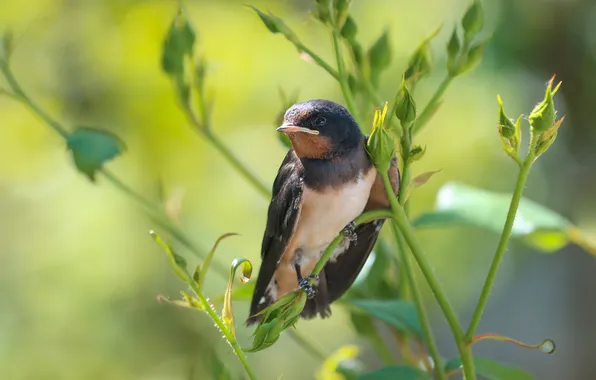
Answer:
[247,149,304,325]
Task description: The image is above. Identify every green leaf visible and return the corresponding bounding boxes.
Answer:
[367,29,391,87]
[461,0,484,43]
[445,357,533,380]
[357,365,432,380]
[66,127,126,181]
[412,182,573,252]
[345,299,422,338]
[161,9,196,77]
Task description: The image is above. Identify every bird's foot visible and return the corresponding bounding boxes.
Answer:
[343,220,358,242]
[294,263,317,299]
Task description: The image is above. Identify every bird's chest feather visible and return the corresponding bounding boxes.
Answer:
[295,167,377,254]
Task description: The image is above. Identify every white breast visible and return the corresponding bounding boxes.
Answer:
[294,167,377,258]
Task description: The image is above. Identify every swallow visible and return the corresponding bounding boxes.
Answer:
[246,99,399,326]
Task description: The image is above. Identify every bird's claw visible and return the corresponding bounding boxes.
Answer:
[343,221,358,242]
[298,276,317,299]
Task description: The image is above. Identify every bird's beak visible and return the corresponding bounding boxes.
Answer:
[276,123,320,135]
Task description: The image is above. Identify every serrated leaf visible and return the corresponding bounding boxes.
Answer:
[445,357,532,380]
[412,182,573,253]
[345,299,422,338]
[66,127,125,181]
[357,365,432,380]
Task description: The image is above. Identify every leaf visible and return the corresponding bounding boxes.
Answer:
[357,365,432,380]
[345,299,422,338]
[161,8,196,77]
[199,232,239,288]
[66,127,125,181]
[367,29,391,87]
[444,357,532,380]
[412,182,573,253]
[223,257,253,337]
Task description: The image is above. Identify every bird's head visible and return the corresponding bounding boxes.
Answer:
[277,99,363,159]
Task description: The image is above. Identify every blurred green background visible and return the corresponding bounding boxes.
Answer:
[1,0,596,379]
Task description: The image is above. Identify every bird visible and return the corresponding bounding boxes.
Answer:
[246,99,399,326]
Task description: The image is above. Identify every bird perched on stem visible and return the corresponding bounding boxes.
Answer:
[247,99,399,325]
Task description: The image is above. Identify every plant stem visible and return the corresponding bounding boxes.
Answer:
[297,43,339,81]
[380,172,476,379]
[331,29,361,126]
[465,135,538,341]
[191,284,258,380]
[286,329,328,361]
[311,209,393,277]
[204,131,271,199]
[390,222,445,380]
[411,75,452,135]
[0,60,69,138]
[369,327,398,366]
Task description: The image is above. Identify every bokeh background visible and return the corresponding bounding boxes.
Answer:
[1,0,596,379]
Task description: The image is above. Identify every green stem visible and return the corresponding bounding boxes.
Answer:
[465,134,538,340]
[369,327,398,366]
[311,209,393,277]
[286,329,328,361]
[0,60,69,138]
[296,43,339,81]
[331,29,361,126]
[390,223,445,380]
[204,131,271,199]
[411,76,452,135]
[191,284,258,380]
[380,172,475,380]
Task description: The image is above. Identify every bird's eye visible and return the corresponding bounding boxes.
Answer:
[313,116,326,127]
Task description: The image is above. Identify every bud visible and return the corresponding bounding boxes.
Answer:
[529,76,561,133]
[340,16,358,44]
[535,115,565,157]
[446,27,461,75]
[394,77,417,124]
[404,26,441,82]
[497,95,523,164]
[461,41,486,73]
[366,102,395,174]
[462,0,484,43]
[367,29,391,87]
[334,0,352,29]
[248,6,300,46]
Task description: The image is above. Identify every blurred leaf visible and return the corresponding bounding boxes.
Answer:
[444,357,532,380]
[209,352,235,380]
[248,6,300,45]
[161,9,196,77]
[199,232,239,288]
[446,27,461,73]
[150,230,191,283]
[411,170,441,188]
[461,0,484,43]
[66,127,125,181]
[412,182,573,253]
[223,258,253,336]
[346,299,422,338]
[341,16,358,44]
[367,29,391,87]
[316,344,364,380]
[394,77,416,123]
[1,30,14,61]
[213,280,256,304]
[357,365,431,380]
[404,25,441,82]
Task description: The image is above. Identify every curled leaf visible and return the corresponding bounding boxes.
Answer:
[199,232,239,288]
[223,257,253,337]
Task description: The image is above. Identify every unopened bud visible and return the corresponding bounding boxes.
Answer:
[447,27,461,74]
[366,102,395,173]
[394,77,417,124]
[497,95,522,163]
[249,6,300,46]
[529,75,561,133]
